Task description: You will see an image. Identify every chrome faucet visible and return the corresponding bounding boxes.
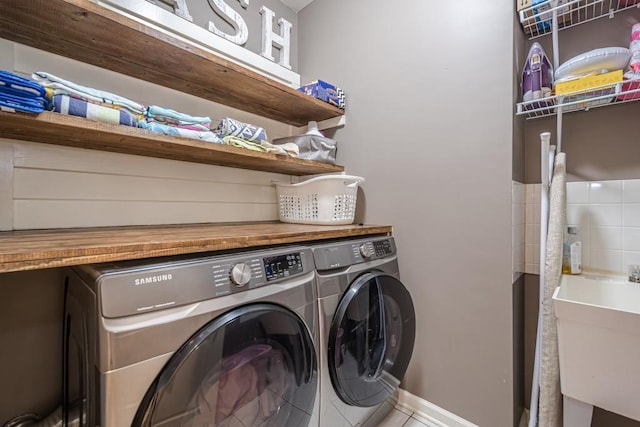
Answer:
[629,265,640,283]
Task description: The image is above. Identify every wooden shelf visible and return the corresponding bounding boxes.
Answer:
[0,0,344,127]
[0,222,392,273]
[0,111,344,175]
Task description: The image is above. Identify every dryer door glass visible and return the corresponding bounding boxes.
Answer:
[328,272,416,407]
[133,303,317,427]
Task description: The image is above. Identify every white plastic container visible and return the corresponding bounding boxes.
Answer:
[274,174,365,225]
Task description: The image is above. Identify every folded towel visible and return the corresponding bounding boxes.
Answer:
[221,135,268,152]
[52,94,139,127]
[0,70,47,114]
[140,120,222,143]
[32,71,145,116]
[215,117,268,142]
[146,105,211,130]
[261,140,299,157]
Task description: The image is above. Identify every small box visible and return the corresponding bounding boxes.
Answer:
[554,70,623,95]
[519,0,572,36]
[516,0,532,12]
[298,80,345,109]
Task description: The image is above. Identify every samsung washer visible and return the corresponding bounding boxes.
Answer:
[312,236,416,427]
[62,245,319,426]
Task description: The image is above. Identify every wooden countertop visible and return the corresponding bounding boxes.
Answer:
[0,222,392,273]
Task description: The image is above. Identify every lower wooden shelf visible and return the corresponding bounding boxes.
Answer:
[0,222,392,273]
[0,111,344,175]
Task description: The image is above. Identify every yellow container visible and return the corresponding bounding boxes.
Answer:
[555,70,623,95]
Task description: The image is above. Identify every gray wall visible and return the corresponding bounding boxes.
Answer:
[299,1,516,425]
[0,269,63,424]
[155,0,299,70]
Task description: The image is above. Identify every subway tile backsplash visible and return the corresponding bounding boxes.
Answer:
[524,179,640,275]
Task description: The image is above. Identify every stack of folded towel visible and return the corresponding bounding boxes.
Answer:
[0,70,47,114]
[141,105,221,143]
[18,70,301,158]
[214,117,298,157]
[32,71,143,127]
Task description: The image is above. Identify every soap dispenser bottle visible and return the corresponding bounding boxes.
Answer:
[562,226,582,274]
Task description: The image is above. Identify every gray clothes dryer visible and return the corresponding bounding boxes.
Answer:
[312,236,415,427]
[62,245,319,427]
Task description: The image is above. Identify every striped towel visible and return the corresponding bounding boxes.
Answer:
[140,120,222,143]
[32,71,145,117]
[52,95,139,127]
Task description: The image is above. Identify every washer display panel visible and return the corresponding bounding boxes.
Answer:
[133,303,317,426]
[328,272,416,407]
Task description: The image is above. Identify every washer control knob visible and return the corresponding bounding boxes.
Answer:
[230,263,252,287]
[359,243,373,259]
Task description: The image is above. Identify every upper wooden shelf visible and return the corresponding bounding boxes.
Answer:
[0,0,345,126]
[0,110,344,175]
[0,222,393,273]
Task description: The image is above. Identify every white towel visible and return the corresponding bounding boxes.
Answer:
[539,152,566,427]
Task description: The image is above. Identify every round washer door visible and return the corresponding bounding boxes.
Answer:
[328,271,415,407]
[133,303,317,426]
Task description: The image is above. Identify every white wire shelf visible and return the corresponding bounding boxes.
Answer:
[520,0,640,39]
[516,78,640,118]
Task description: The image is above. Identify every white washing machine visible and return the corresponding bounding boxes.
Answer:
[312,236,416,426]
[63,245,319,426]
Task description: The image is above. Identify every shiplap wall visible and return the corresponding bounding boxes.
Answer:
[0,42,301,230]
[3,140,288,229]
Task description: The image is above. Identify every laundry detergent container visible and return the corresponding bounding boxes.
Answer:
[274,174,364,225]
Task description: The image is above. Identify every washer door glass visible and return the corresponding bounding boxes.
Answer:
[133,303,317,426]
[328,272,416,407]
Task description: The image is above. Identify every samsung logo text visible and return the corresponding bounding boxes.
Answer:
[134,274,173,286]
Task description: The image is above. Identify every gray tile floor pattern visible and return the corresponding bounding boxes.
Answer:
[376,405,438,427]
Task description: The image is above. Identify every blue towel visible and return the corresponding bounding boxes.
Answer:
[140,120,222,143]
[146,105,211,130]
[0,70,47,114]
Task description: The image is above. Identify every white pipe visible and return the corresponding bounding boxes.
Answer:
[552,4,560,76]
[529,132,555,427]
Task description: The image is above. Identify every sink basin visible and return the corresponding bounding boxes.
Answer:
[553,272,640,422]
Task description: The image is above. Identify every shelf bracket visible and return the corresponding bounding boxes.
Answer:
[295,115,346,133]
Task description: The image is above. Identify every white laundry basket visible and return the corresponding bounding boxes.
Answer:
[274,174,365,225]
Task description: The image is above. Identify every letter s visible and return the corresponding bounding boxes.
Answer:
[207,0,249,45]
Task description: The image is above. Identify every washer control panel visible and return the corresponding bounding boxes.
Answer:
[313,237,396,271]
[95,247,312,318]
[264,252,303,281]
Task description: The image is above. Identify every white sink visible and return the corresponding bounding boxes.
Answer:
[553,272,640,422]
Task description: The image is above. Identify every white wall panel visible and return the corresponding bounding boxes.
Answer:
[10,141,283,230]
[13,142,291,184]
[14,169,277,203]
[14,200,277,229]
[0,141,13,231]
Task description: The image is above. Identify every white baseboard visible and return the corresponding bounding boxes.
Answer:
[396,389,479,427]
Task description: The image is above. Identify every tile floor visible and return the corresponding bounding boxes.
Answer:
[377,405,437,427]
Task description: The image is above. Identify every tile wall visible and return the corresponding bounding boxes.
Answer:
[524,179,640,275]
[513,181,525,283]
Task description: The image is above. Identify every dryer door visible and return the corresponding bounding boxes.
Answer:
[328,271,415,407]
[133,303,317,427]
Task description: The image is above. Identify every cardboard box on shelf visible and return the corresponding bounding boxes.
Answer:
[554,70,623,95]
[298,80,345,109]
[519,0,573,36]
